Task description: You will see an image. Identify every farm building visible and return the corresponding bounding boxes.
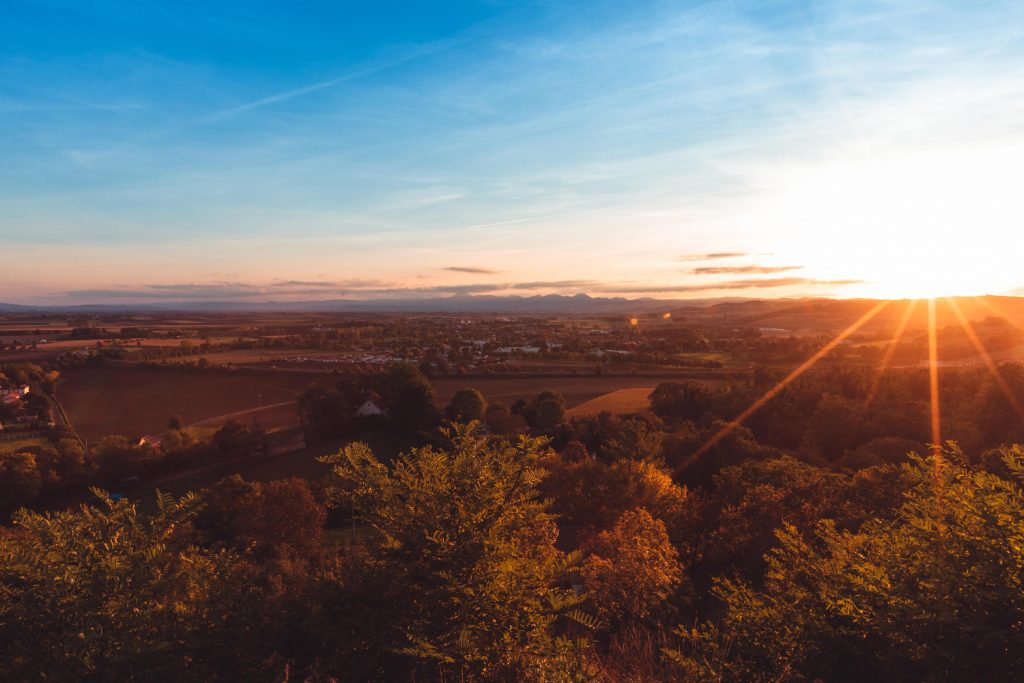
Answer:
[353,391,387,417]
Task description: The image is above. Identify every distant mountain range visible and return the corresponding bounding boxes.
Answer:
[0,293,743,315]
[2,295,1023,330]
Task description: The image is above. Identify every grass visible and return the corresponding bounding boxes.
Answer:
[566,388,653,417]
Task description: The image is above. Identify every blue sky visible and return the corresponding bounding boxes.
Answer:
[3,0,1024,303]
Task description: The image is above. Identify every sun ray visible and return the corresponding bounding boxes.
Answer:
[947,296,1024,421]
[927,297,942,456]
[677,300,890,474]
[863,298,918,411]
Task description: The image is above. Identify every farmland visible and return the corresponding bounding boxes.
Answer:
[432,375,703,409]
[565,387,654,417]
[27,300,1024,447]
[57,366,711,442]
[58,367,313,441]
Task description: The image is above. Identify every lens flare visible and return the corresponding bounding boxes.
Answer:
[927,298,942,456]
[863,299,918,410]
[678,300,890,474]
[947,297,1024,421]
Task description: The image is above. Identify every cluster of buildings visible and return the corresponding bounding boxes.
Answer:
[0,383,54,432]
[1,383,30,404]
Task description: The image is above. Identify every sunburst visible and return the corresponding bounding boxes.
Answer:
[676,300,890,474]
[681,295,1024,476]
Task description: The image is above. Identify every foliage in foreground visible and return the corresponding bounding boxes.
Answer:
[0,491,265,682]
[319,424,593,680]
[5,434,1024,681]
[670,446,1024,682]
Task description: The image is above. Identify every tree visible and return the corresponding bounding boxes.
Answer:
[21,439,89,495]
[212,420,262,455]
[649,381,713,421]
[197,476,326,559]
[542,456,698,551]
[525,391,566,431]
[560,440,591,463]
[0,491,267,682]
[381,364,441,431]
[159,427,197,455]
[600,415,665,463]
[671,447,1024,682]
[582,509,683,625]
[0,452,42,510]
[484,401,528,436]
[700,455,866,584]
[90,435,149,485]
[804,393,862,460]
[445,387,488,423]
[319,426,589,680]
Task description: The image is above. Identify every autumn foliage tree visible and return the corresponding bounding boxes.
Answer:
[196,476,326,559]
[319,425,590,680]
[671,448,1024,682]
[445,386,488,423]
[583,508,683,626]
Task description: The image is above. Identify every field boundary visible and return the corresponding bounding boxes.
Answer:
[186,400,297,429]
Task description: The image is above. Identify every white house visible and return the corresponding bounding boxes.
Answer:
[353,392,387,417]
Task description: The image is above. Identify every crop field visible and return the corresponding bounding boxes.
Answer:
[59,367,314,441]
[431,375,716,409]
[565,387,653,417]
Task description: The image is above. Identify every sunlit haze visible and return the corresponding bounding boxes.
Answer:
[3,0,1023,304]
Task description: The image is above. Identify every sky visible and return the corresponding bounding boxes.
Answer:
[3,0,1024,305]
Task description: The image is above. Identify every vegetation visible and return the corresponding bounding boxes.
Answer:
[6,311,1024,680]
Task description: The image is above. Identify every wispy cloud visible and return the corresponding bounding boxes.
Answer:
[444,266,500,274]
[677,252,749,262]
[196,45,451,124]
[691,265,802,275]
[271,280,337,288]
[595,277,864,294]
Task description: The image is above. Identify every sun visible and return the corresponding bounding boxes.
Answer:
[739,139,1024,300]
